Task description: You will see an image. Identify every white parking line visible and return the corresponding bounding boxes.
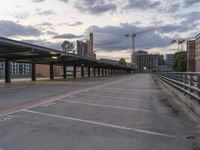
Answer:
[0,76,135,117]
[59,100,151,112]
[79,93,148,102]
[23,109,174,138]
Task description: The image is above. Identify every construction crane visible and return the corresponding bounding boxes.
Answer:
[171,38,186,51]
[126,28,155,65]
[125,33,137,66]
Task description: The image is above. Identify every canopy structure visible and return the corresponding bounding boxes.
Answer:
[0,37,133,83]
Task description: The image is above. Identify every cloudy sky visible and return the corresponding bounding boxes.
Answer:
[0,0,200,62]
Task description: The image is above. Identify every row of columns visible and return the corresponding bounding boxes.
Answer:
[64,66,130,79]
[3,60,132,83]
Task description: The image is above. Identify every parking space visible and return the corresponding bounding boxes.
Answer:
[0,74,200,150]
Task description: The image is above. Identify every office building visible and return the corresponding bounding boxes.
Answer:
[135,51,164,72]
[165,54,174,71]
[11,62,32,76]
[0,61,32,77]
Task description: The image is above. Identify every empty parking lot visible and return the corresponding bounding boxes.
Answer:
[0,74,200,150]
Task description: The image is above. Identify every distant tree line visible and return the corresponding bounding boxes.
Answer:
[172,51,187,72]
[118,58,127,66]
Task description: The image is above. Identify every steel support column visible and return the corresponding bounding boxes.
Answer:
[88,67,91,77]
[93,68,96,77]
[32,60,36,81]
[98,68,100,77]
[108,69,110,76]
[5,60,11,83]
[50,63,54,80]
[105,68,107,76]
[102,68,104,76]
[81,66,84,77]
[63,65,66,79]
[73,66,76,78]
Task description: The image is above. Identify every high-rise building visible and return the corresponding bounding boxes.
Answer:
[12,62,32,76]
[87,33,96,59]
[77,33,96,59]
[165,54,174,71]
[88,33,93,53]
[77,40,88,57]
[187,40,196,72]
[135,51,164,72]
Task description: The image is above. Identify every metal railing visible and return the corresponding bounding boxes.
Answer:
[155,72,200,102]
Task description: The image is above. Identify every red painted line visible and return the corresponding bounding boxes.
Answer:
[0,89,83,117]
[0,76,132,117]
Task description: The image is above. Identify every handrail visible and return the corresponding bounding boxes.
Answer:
[155,72,200,102]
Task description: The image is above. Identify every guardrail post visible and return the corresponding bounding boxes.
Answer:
[183,74,187,95]
[189,74,194,94]
[197,75,200,98]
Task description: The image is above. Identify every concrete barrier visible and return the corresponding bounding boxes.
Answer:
[154,75,200,117]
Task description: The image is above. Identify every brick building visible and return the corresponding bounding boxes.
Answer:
[36,64,62,77]
[187,40,196,72]
[135,51,164,72]
[195,34,200,72]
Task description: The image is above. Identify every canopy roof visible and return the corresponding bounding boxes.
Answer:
[0,37,133,70]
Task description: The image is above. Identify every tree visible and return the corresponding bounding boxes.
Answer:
[172,51,187,72]
[118,58,127,66]
[61,41,75,53]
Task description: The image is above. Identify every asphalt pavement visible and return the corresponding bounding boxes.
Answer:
[0,74,200,150]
